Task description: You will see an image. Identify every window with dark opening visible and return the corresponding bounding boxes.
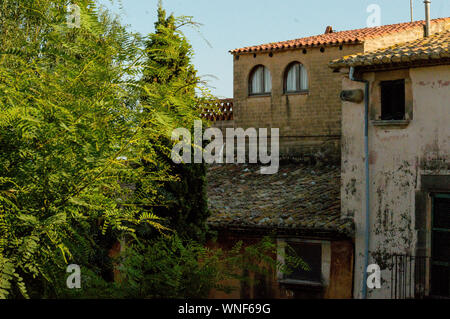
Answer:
[380,79,406,120]
[285,242,322,283]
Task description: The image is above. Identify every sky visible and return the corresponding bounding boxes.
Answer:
[97,0,450,98]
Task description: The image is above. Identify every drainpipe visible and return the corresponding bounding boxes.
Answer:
[349,67,370,299]
[424,0,431,37]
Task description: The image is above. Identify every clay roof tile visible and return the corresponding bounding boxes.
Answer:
[231,18,450,55]
[329,30,450,69]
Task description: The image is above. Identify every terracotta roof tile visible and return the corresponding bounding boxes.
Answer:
[206,163,354,236]
[230,18,450,54]
[329,30,450,69]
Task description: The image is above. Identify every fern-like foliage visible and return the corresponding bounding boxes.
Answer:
[0,0,214,299]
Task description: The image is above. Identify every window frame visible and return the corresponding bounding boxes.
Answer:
[284,62,309,94]
[380,79,406,121]
[277,238,330,287]
[248,65,272,96]
[430,193,450,298]
[370,70,413,128]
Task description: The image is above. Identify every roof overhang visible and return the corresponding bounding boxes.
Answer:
[230,41,363,55]
[208,223,355,240]
[330,57,450,73]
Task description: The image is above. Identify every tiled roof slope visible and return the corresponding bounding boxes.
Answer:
[329,30,450,69]
[206,163,354,237]
[230,18,450,54]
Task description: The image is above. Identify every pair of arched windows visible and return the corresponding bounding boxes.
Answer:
[249,62,309,96]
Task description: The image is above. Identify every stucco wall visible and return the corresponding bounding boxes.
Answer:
[207,231,354,299]
[341,64,450,299]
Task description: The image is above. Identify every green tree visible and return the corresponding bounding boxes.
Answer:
[0,0,297,300]
[0,0,190,298]
[139,2,210,242]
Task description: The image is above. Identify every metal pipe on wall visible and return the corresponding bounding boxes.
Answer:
[424,0,431,37]
[349,67,370,299]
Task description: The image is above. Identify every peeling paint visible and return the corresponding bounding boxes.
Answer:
[341,64,450,299]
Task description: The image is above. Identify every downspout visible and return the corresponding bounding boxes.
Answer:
[349,67,370,299]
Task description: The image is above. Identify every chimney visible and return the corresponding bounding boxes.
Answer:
[424,0,431,37]
[324,26,333,34]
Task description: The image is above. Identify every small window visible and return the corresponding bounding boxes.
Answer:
[284,62,308,93]
[380,79,405,120]
[285,242,322,283]
[249,65,271,95]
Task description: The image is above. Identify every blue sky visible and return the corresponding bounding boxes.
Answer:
[97,0,449,98]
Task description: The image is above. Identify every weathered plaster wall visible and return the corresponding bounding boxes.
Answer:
[341,65,450,299]
[340,77,366,299]
[207,231,354,299]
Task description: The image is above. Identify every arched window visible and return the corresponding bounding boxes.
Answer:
[284,62,308,93]
[249,65,272,95]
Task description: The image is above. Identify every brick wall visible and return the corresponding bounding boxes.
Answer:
[232,43,364,160]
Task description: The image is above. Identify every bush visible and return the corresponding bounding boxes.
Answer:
[55,235,303,299]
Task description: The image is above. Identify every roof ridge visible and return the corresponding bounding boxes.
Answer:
[231,17,450,54]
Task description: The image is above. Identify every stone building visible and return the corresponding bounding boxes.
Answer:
[229,18,449,159]
[206,17,450,299]
[330,30,450,299]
